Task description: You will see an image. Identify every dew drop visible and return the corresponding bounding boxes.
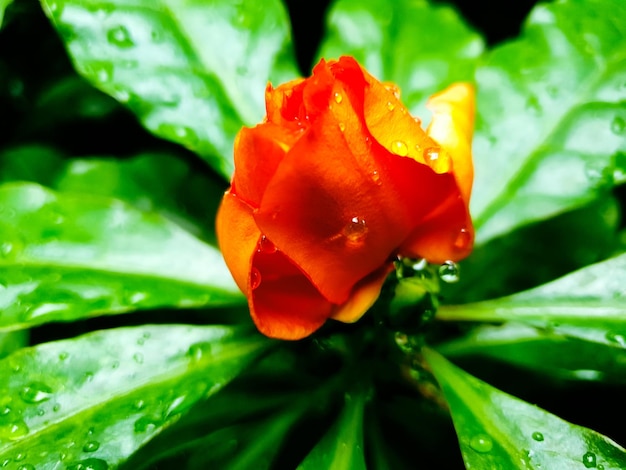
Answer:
[531,431,544,442]
[370,170,381,185]
[257,236,277,254]
[106,25,134,48]
[111,361,120,370]
[526,95,542,116]
[582,451,597,468]
[250,267,262,290]
[83,441,100,453]
[133,352,144,364]
[0,420,29,440]
[133,399,145,410]
[17,464,35,470]
[413,116,422,126]
[0,405,10,416]
[386,101,395,111]
[59,351,69,361]
[66,458,109,470]
[438,261,460,283]
[333,92,343,104]
[83,372,94,383]
[454,228,471,251]
[342,217,368,245]
[611,116,626,135]
[424,147,451,173]
[52,404,61,412]
[469,434,493,453]
[338,122,346,132]
[20,383,53,404]
[605,332,626,347]
[391,140,408,156]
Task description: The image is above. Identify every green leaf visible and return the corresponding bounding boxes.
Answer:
[54,153,226,244]
[297,390,366,470]
[0,0,13,26]
[318,0,484,115]
[0,146,65,187]
[439,323,626,384]
[40,0,299,178]
[0,182,243,331]
[0,324,270,469]
[0,331,27,359]
[423,348,626,469]
[438,253,626,349]
[472,0,626,243]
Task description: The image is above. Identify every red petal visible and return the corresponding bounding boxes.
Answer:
[250,248,332,340]
[232,124,300,207]
[215,192,261,293]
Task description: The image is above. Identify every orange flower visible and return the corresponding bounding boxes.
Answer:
[216,56,475,340]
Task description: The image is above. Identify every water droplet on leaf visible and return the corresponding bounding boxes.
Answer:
[611,116,625,135]
[438,261,460,283]
[391,141,408,156]
[17,464,35,470]
[606,332,626,347]
[66,458,109,470]
[83,441,100,453]
[20,383,53,404]
[531,431,544,442]
[469,434,493,453]
[107,25,134,48]
[133,352,144,364]
[582,451,597,468]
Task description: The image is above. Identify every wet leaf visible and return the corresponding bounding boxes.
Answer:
[0,324,269,469]
[438,253,626,349]
[297,391,366,470]
[40,0,299,178]
[439,323,626,384]
[318,0,484,115]
[0,182,243,331]
[472,0,626,243]
[423,348,626,469]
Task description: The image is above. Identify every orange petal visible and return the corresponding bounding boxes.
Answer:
[331,264,394,323]
[215,192,260,293]
[426,82,475,203]
[250,248,332,340]
[232,124,300,207]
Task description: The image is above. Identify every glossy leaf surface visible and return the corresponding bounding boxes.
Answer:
[297,390,366,470]
[0,182,242,331]
[438,253,626,348]
[318,0,484,115]
[0,324,269,469]
[424,348,626,469]
[439,323,626,384]
[472,0,626,242]
[40,0,299,178]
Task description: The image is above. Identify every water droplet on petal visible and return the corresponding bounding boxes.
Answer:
[386,101,395,111]
[107,25,134,48]
[424,147,451,173]
[531,431,544,442]
[391,140,408,156]
[611,116,625,135]
[582,451,597,468]
[370,170,381,185]
[333,92,343,104]
[454,228,471,250]
[258,235,277,254]
[342,217,368,246]
[20,383,53,404]
[469,434,493,453]
[438,261,460,283]
[250,268,261,290]
[83,441,100,453]
[338,122,346,132]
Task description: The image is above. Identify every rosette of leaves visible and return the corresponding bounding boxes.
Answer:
[0,0,625,468]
